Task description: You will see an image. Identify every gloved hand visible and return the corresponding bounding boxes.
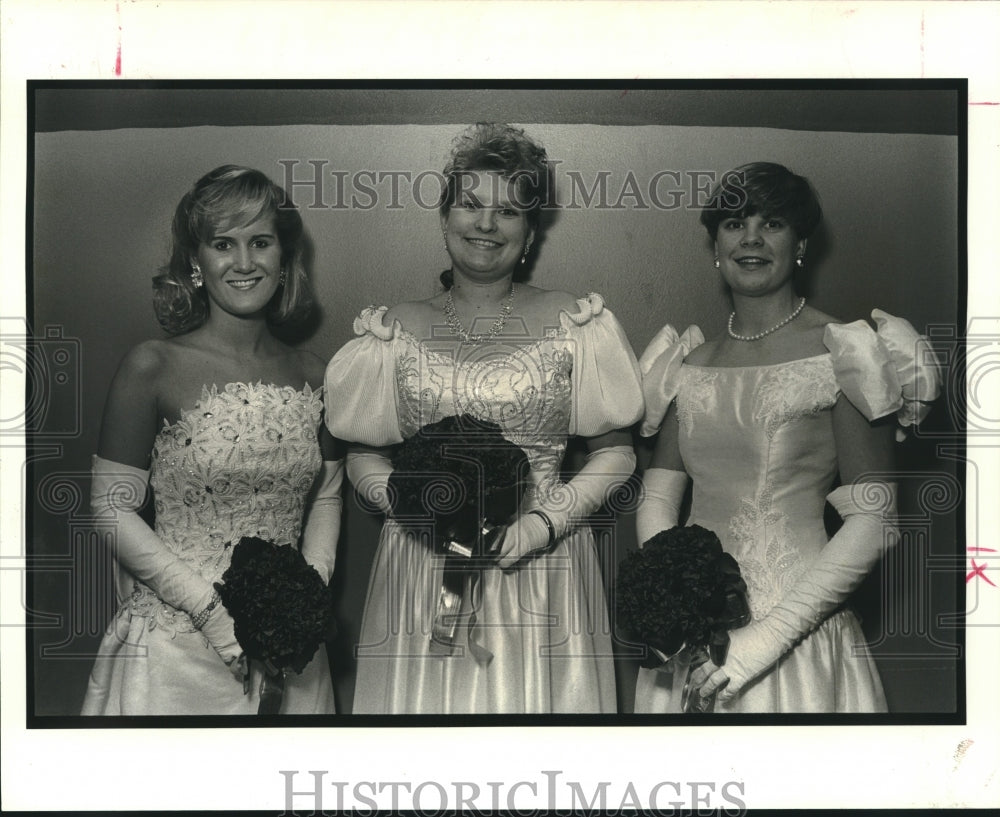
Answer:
[299,459,345,583]
[691,480,898,703]
[345,450,394,514]
[91,454,245,681]
[497,445,636,569]
[636,468,690,545]
[496,511,553,569]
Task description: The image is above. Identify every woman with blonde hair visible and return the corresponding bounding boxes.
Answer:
[83,165,340,715]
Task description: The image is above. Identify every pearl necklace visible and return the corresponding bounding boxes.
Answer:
[727,297,806,342]
[444,283,516,343]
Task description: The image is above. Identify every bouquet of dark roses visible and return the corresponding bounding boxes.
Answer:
[388,414,530,656]
[616,525,750,712]
[389,413,530,559]
[214,536,335,714]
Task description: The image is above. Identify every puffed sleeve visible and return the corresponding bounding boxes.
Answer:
[324,306,404,447]
[636,323,705,437]
[824,309,942,440]
[563,293,644,437]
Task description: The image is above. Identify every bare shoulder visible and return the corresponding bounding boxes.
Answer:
[114,338,172,387]
[789,305,838,355]
[683,336,720,366]
[384,297,440,334]
[801,305,840,330]
[521,286,580,314]
[295,348,328,388]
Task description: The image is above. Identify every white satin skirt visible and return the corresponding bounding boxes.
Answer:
[352,520,617,714]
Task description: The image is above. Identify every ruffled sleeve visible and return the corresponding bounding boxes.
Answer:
[636,323,705,437]
[324,306,404,447]
[824,309,942,440]
[562,293,644,437]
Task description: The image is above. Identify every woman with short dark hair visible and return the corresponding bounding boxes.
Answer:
[634,162,940,713]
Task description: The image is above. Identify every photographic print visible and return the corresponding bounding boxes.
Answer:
[2,2,998,813]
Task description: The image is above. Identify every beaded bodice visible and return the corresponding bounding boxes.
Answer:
[149,382,323,585]
[393,332,574,499]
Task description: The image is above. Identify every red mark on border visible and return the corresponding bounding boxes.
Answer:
[920,11,925,78]
[966,560,996,587]
[969,102,999,106]
[113,3,122,76]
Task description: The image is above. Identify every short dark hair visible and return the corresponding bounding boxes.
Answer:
[700,162,822,240]
[153,165,313,335]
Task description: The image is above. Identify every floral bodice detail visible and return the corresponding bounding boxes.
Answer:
[676,357,840,617]
[637,312,942,619]
[325,293,644,502]
[392,336,575,484]
[149,382,323,584]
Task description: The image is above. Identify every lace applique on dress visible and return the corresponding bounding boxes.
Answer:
[138,383,323,630]
[728,481,807,618]
[676,368,720,436]
[119,584,200,639]
[394,337,575,490]
[396,350,448,436]
[752,357,838,439]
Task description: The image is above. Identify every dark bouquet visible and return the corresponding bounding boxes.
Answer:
[389,414,530,559]
[214,536,335,714]
[389,414,530,657]
[616,525,750,712]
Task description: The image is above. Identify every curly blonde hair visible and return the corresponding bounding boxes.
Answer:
[439,123,551,228]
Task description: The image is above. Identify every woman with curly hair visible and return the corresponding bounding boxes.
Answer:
[82,165,340,715]
[326,124,643,713]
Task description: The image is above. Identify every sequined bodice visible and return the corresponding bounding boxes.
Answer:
[677,355,841,618]
[149,382,323,584]
[394,333,574,495]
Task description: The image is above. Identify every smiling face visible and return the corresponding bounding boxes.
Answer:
[193,215,282,320]
[441,171,534,282]
[714,213,807,297]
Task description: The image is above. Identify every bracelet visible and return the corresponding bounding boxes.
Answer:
[190,590,222,630]
[525,509,557,548]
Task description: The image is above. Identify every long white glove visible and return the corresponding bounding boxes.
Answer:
[714,480,898,700]
[345,450,394,514]
[299,459,344,583]
[498,445,637,569]
[636,468,690,546]
[91,454,244,678]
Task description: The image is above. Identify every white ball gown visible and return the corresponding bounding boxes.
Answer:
[82,382,336,715]
[634,311,940,713]
[326,294,643,714]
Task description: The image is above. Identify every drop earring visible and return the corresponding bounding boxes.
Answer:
[279,268,286,286]
[713,257,720,269]
[521,241,533,265]
[191,264,204,288]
